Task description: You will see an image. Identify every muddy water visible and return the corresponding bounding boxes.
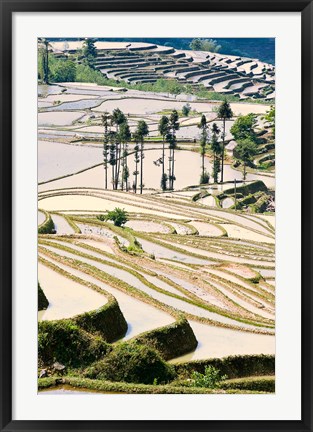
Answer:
[93,98,215,115]
[170,320,275,362]
[39,245,269,331]
[76,224,129,247]
[46,99,103,111]
[138,238,212,265]
[200,195,216,207]
[222,197,235,209]
[38,111,84,126]
[38,85,63,97]
[38,211,46,226]
[188,221,223,237]
[38,263,107,321]
[125,220,170,234]
[38,141,102,182]
[51,214,75,235]
[160,239,274,267]
[220,224,275,244]
[38,193,187,221]
[39,245,193,304]
[38,256,174,338]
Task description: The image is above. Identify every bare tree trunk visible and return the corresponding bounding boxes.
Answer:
[140,141,143,194]
[125,154,128,192]
[162,136,165,180]
[221,117,226,183]
[171,147,175,190]
[134,159,138,193]
[168,148,172,190]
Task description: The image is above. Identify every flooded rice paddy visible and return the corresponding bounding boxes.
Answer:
[38,83,275,363]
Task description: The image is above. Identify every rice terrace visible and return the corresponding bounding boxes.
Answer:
[38,37,275,395]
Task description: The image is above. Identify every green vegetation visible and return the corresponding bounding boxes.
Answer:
[230,113,257,142]
[97,208,128,227]
[189,38,221,53]
[182,103,191,116]
[74,300,127,342]
[38,282,49,311]
[38,210,55,234]
[52,60,76,82]
[158,115,170,191]
[211,122,222,183]
[132,316,197,360]
[38,38,50,84]
[224,180,268,196]
[168,110,180,190]
[235,139,258,180]
[190,365,227,388]
[217,99,233,183]
[38,376,260,394]
[174,354,275,380]
[221,375,274,392]
[82,38,97,68]
[38,319,110,367]
[198,114,209,184]
[84,341,176,385]
[134,120,149,194]
[263,105,275,138]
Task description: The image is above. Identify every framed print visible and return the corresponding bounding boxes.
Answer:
[0,0,312,431]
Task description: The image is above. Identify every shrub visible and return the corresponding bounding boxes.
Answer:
[38,282,49,311]
[200,171,210,185]
[97,208,128,227]
[84,342,176,384]
[38,320,110,367]
[191,365,227,388]
[182,103,191,116]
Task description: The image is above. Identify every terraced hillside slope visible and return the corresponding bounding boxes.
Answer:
[38,75,275,394]
[49,40,275,100]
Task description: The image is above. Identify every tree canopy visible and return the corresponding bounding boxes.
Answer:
[230,113,257,142]
[189,38,221,53]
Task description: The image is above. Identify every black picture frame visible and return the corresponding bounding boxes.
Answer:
[1,1,312,431]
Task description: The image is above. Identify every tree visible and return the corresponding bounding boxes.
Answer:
[158,116,170,191]
[210,123,221,183]
[235,138,258,180]
[167,110,180,190]
[104,208,128,227]
[111,108,127,189]
[230,113,257,142]
[135,121,149,194]
[198,114,209,184]
[119,122,131,191]
[52,60,76,82]
[108,130,117,189]
[132,132,140,194]
[217,99,233,183]
[182,103,191,117]
[189,38,221,53]
[82,38,97,68]
[38,38,50,84]
[102,112,111,189]
[263,105,275,138]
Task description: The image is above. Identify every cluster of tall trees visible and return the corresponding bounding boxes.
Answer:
[102,109,149,194]
[101,101,237,193]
